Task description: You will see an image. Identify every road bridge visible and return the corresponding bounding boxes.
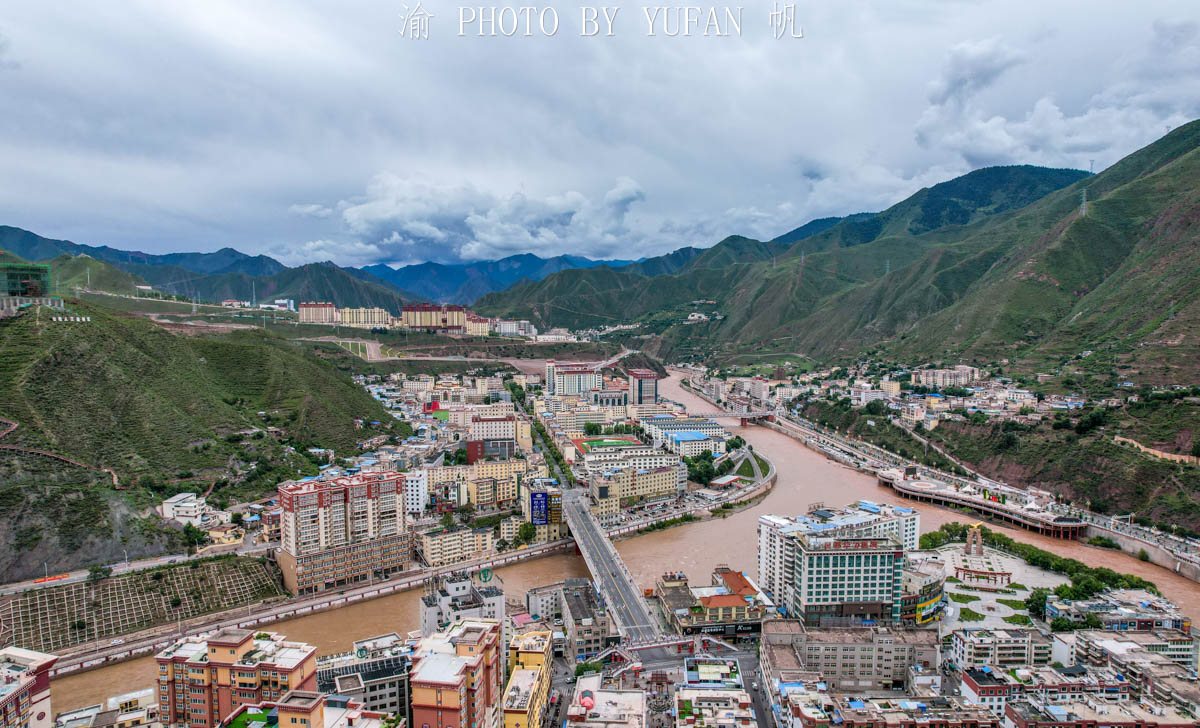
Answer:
[562,492,660,643]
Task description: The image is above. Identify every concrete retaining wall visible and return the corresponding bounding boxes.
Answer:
[1084,524,1200,582]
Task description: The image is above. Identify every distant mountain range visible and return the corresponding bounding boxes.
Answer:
[359,253,639,304]
[0,226,650,308]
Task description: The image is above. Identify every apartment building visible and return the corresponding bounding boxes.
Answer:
[421,573,506,636]
[0,647,56,728]
[565,674,646,728]
[545,361,599,396]
[521,481,568,543]
[400,304,468,332]
[589,463,686,519]
[466,313,492,336]
[673,688,755,728]
[471,415,517,441]
[419,524,496,567]
[411,620,504,728]
[155,629,317,728]
[276,471,412,594]
[951,629,1052,669]
[1074,629,1198,672]
[1046,590,1191,634]
[523,579,618,663]
[316,633,412,719]
[959,664,1131,716]
[339,307,392,328]
[298,301,339,324]
[912,365,981,388]
[504,632,553,728]
[759,620,938,691]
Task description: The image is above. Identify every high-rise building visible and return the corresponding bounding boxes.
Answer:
[411,620,505,728]
[788,534,905,625]
[277,471,412,595]
[757,501,919,617]
[155,629,318,728]
[0,647,56,728]
[545,361,599,396]
[626,369,659,405]
[503,632,553,728]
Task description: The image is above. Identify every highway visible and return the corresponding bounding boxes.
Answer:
[563,491,660,643]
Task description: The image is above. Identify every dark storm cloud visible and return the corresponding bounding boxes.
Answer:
[0,2,1197,266]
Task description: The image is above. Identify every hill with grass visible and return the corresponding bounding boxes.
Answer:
[47,254,148,294]
[474,138,1194,380]
[0,298,402,577]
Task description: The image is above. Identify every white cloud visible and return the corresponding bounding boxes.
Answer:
[288,203,333,218]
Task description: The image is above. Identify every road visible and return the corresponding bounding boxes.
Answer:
[563,492,660,643]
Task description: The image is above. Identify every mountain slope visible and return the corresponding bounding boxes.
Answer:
[361,252,636,304]
[0,227,286,277]
[125,261,417,310]
[47,254,148,294]
[474,232,805,326]
[476,163,1102,361]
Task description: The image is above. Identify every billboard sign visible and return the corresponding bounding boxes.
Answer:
[531,491,549,525]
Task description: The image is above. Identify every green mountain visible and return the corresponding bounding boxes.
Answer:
[127,260,419,310]
[0,226,286,277]
[46,253,148,294]
[0,227,418,309]
[0,299,402,577]
[477,161,1127,366]
[0,300,395,482]
[474,233,798,327]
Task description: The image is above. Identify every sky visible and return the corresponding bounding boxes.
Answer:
[1,1,1198,268]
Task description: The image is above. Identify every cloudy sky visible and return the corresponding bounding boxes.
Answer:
[1,1,1198,267]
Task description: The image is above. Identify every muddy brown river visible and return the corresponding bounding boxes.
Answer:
[52,372,1200,710]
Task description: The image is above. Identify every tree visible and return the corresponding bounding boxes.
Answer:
[1024,588,1050,619]
[517,522,536,544]
[182,523,207,548]
[440,512,455,530]
[87,565,113,583]
[864,400,888,416]
[231,512,244,526]
[583,422,603,436]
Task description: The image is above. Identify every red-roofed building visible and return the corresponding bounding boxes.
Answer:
[655,568,775,637]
